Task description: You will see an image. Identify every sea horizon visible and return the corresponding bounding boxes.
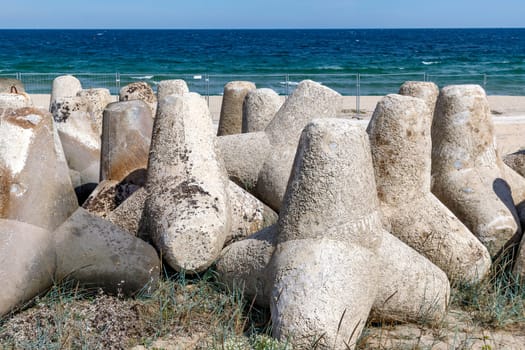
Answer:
[1,28,524,95]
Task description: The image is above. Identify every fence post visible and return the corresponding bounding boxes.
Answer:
[285,74,290,96]
[115,72,121,98]
[356,73,361,116]
[205,73,210,107]
[483,74,487,88]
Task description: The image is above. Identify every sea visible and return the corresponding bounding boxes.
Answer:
[0,28,524,95]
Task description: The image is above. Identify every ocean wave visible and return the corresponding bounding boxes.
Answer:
[317,65,344,70]
[130,75,154,80]
[280,81,300,86]
[422,61,441,65]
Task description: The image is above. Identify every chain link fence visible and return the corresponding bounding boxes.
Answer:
[4,72,525,114]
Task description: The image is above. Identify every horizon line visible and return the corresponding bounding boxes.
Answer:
[0,26,524,30]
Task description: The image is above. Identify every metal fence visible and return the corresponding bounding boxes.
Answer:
[2,71,525,101]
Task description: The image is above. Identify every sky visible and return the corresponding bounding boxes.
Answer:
[0,0,523,29]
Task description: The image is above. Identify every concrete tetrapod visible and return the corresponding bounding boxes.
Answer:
[54,208,160,296]
[255,80,342,210]
[0,107,78,230]
[217,226,451,325]
[216,131,271,190]
[100,100,153,182]
[242,88,283,133]
[217,81,256,136]
[503,150,525,178]
[216,224,278,307]
[0,220,56,317]
[0,93,32,109]
[52,96,101,185]
[107,187,148,235]
[0,78,25,93]
[225,181,278,244]
[270,119,382,349]
[367,94,491,283]
[140,93,231,272]
[217,120,450,349]
[108,179,277,241]
[431,85,521,257]
[77,88,113,135]
[398,81,439,115]
[157,79,189,101]
[216,80,341,209]
[119,82,157,119]
[50,75,82,108]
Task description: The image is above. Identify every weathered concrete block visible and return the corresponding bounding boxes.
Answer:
[372,231,450,324]
[50,75,82,107]
[0,93,32,109]
[254,146,296,211]
[54,208,160,296]
[0,107,78,230]
[0,220,55,316]
[0,78,25,93]
[217,226,450,326]
[216,224,277,307]
[141,93,230,272]
[100,100,153,182]
[83,171,145,217]
[157,79,189,101]
[119,82,157,119]
[107,187,148,236]
[264,80,342,148]
[217,81,256,136]
[242,88,282,133]
[218,119,450,349]
[216,131,271,189]
[368,94,491,282]
[77,88,113,135]
[52,96,100,185]
[110,177,276,242]
[270,119,382,349]
[256,80,342,210]
[226,181,278,244]
[432,85,520,257]
[82,180,120,217]
[503,150,525,177]
[398,81,439,115]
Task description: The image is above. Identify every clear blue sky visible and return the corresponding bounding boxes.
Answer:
[1,0,523,29]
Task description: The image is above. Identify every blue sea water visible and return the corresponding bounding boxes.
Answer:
[0,29,524,95]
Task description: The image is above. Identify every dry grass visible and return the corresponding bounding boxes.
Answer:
[0,268,288,350]
[1,260,525,350]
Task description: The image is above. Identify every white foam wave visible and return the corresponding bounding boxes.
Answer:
[279,81,300,86]
[422,61,441,65]
[318,65,344,70]
[131,75,154,80]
